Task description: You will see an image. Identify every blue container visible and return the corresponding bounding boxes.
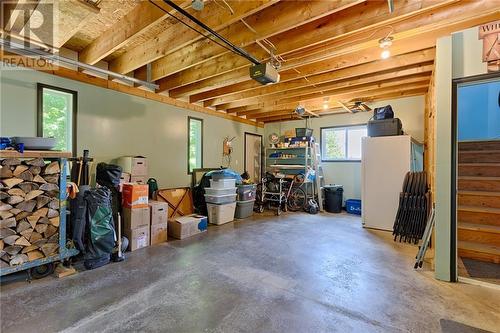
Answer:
[345,199,362,215]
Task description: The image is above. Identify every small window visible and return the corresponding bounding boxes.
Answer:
[188,117,203,173]
[321,125,367,161]
[37,84,77,155]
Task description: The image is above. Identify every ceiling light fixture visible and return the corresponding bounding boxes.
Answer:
[379,36,393,59]
[191,0,204,11]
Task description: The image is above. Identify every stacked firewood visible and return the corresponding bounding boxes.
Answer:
[0,158,61,268]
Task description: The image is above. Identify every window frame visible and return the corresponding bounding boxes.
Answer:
[187,116,204,174]
[37,83,78,156]
[320,124,367,162]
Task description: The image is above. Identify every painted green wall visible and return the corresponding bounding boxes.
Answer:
[264,95,425,203]
[0,68,263,188]
[434,27,488,281]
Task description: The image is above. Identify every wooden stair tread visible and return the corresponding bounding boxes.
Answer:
[458,176,500,181]
[458,190,500,197]
[458,205,500,214]
[459,150,500,154]
[458,222,500,234]
[458,241,500,255]
[458,163,500,166]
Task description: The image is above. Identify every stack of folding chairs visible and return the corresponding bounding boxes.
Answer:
[392,171,430,244]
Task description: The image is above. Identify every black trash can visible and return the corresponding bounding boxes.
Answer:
[324,185,343,213]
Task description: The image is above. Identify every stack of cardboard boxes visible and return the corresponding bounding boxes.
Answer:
[122,183,150,251]
[117,156,148,185]
[122,185,170,251]
[149,201,168,245]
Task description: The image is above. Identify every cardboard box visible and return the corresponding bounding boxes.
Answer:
[117,156,148,176]
[150,222,168,245]
[122,183,148,208]
[168,214,207,240]
[123,207,150,231]
[119,173,131,192]
[149,200,168,225]
[130,175,147,185]
[124,225,150,251]
[121,172,131,183]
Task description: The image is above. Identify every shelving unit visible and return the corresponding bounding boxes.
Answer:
[265,146,313,176]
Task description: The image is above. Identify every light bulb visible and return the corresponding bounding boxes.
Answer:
[381,49,391,59]
[323,103,328,110]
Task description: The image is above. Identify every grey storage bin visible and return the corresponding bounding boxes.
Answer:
[236,184,257,201]
[235,200,255,219]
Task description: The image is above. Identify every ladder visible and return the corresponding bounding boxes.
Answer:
[312,142,324,211]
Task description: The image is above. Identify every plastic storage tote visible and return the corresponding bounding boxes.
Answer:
[206,202,236,225]
[236,184,257,201]
[204,193,237,204]
[210,178,236,189]
[205,187,237,196]
[235,200,255,219]
[346,199,362,215]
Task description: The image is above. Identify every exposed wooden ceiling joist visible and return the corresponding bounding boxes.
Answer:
[160,0,452,94]
[144,0,364,81]
[254,87,429,122]
[196,48,435,104]
[210,55,435,109]
[79,0,189,65]
[167,0,498,100]
[239,78,431,117]
[219,66,433,111]
[4,0,100,49]
[111,0,278,76]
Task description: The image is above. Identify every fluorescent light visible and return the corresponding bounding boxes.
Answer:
[381,49,391,59]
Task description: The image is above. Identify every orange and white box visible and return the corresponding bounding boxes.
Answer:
[122,183,149,208]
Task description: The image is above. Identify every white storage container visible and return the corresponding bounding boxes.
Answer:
[210,178,236,189]
[206,202,236,225]
[204,193,237,204]
[204,187,237,196]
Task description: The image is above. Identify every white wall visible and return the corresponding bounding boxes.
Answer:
[265,95,425,203]
[434,26,490,281]
[0,68,263,188]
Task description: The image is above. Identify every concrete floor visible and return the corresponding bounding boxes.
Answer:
[1,212,500,333]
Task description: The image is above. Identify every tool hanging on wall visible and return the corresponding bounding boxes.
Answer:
[222,136,235,168]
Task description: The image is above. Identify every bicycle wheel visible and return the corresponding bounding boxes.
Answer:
[287,187,306,212]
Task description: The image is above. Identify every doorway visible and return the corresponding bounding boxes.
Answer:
[244,133,262,183]
[452,72,500,286]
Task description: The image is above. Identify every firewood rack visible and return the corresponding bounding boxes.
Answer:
[0,150,79,279]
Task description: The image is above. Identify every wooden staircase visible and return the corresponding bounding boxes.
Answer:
[457,141,500,264]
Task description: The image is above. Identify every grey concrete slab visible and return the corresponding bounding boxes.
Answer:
[1,212,499,332]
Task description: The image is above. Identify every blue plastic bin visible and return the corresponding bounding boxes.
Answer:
[345,199,362,215]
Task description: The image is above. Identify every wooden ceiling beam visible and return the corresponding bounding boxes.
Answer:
[162,0,451,94]
[2,0,40,33]
[79,0,189,65]
[254,88,429,122]
[169,0,499,98]
[148,0,363,82]
[215,63,434,110]
[242,80,430,117]
[7,0,100,49]
[224,69,432,112]
[202,48,435,106]
[108,0,276,75]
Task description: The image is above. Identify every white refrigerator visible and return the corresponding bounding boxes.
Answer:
[361,135,412,231]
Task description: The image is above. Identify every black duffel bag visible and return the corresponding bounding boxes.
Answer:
[373,105,394,120]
